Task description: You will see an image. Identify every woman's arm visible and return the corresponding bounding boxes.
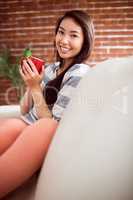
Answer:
[30,85,52,119]
[20,88,33,115]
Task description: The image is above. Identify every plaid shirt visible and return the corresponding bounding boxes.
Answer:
[21,62,91,124]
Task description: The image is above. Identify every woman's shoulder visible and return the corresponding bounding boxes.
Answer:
[61,63,91,87]
[65,63,91,78]
[45,62,60,71]
[44,62,60,77]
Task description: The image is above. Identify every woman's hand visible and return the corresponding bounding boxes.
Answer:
[19,58,44,89]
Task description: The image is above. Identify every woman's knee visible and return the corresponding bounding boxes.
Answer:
[0,118,27,155]
[20,118,58,153]
[0,118,7,126]
[34,118,58,130]
[0,118,27,132]
[0,118,27,143]
[25,118,58,142]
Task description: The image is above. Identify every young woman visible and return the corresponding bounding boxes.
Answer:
[0,10,94,198]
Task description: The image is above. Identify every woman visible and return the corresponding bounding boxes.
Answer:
[0,10,94,198]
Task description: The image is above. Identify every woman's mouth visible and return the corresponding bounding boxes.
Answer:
[60,46,70,54]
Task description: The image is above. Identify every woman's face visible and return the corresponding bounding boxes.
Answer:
[55,17,84,65]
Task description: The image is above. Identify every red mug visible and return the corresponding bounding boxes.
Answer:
[30,56,45,73]
[21,56,45,74]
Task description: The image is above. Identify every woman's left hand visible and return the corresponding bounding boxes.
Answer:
[19,58,44,89]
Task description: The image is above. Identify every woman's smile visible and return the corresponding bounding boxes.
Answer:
[59,46,71,54]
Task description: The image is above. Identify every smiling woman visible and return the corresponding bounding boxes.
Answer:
[0,10,95,198]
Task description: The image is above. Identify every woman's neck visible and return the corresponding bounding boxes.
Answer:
[56,59,73,76]
[61,59,73,70]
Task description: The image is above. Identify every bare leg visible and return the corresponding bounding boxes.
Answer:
[0,118,27,155]
[0,118,8,125]
[0,118,58,198]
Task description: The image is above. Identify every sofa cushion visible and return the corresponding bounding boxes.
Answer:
[35,56,133,200]
[0,105,20,118]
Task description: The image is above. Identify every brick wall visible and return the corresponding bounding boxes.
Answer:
[0,0,133,105]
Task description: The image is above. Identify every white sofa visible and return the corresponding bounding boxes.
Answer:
[1,56,133,200]
[0,105,20,118]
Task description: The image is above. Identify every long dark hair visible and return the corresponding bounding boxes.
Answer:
[45,10,95,109]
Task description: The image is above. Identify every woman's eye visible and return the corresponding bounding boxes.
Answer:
[71,34,78,38]
[58,30,64,35]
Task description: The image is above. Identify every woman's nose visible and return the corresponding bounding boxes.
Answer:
[60,35,69,44]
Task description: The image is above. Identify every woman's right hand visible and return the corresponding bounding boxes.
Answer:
[19,58,45,90]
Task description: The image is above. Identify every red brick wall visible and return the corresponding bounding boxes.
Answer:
[0,0,133,105]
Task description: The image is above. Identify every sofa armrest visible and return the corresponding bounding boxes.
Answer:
[0,105,20,118]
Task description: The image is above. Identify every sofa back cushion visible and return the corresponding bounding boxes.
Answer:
[35,56,133,200]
